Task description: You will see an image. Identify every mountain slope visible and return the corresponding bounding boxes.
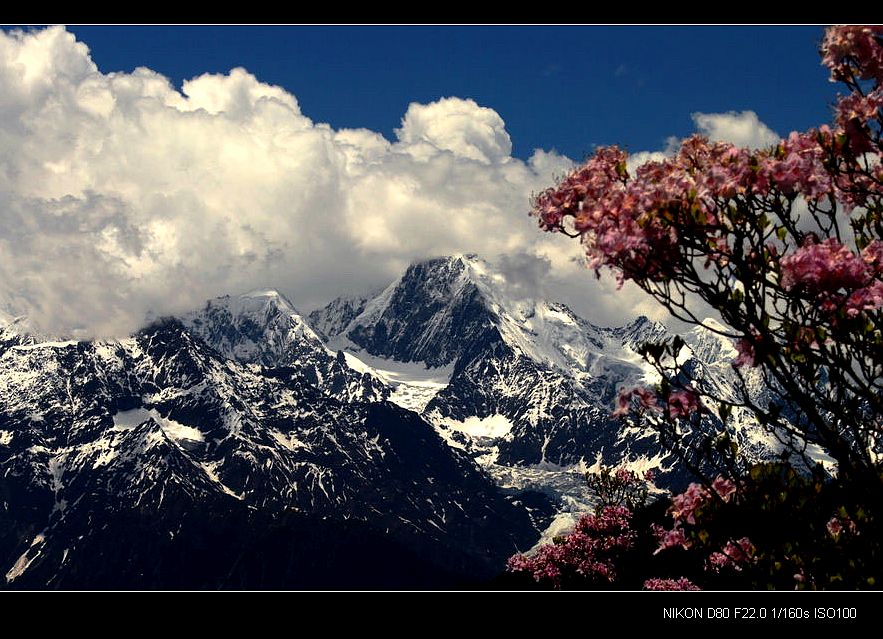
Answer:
[312,255,783,533]
[181,290,388,403]
[0,305,540,588]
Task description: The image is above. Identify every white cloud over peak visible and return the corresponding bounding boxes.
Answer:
[0,27,787,337]
[0,26,584,337]
[395,97,513,164]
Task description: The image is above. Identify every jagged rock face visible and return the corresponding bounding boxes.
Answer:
[181,290,388,404]
[182,290,328,367]
[0,306,539,589]
[313,254,781,492]
[315,256,670,466]
[308,294,369,342]
[342,257,499,368]
[0,318,36,357]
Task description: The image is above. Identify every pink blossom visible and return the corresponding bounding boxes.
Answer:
[668,475,735,527]
[762,131,833,199]
[643,469,656,482]
[707,537,756,572]
[643,577,701,591]
[507,505,636,588]
[780,237,870,293]
[734,338,757,368]
[826,516,843,538]
[707,552,730,572]
[670,482,710,525]
[653,524,690,553]
[845,281,883,317]
[711,477,737,503]
[862,240,883,272]
[822,25,883,83]
[666,388,701,420]
[827,515,859,539]
[613,386,659,417]
[778,237,883,319]
[835,90,883,147]
[724,537,756,563]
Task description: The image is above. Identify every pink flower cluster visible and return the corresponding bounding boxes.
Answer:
[614,385,704,421]
[780,237,883,317]
[643,577,701,591]
[613,386,659,417]
[707,537,756,573]
[669,482,711,525]
[531,28,883,302]
[530,129,847,284]
[826,515,859,539]
[822,25,883,84]
[667,388,701,420]
[734,338,757,368]
[507,505,636,588]
[653,523,689,553]
[654,477,738,554]
[764,130,832,199]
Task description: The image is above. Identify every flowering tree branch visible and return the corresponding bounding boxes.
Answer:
[530,26,883,490]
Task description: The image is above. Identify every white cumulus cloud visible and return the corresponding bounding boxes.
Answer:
[692,110,781,149]
[0,27,788,338]
[0,26,585,337]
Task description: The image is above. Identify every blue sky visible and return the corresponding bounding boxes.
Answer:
[67,25,834,160]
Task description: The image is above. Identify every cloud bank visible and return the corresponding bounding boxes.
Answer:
[0,27,786,337]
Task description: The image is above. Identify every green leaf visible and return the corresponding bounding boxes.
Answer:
[776,226,787,241]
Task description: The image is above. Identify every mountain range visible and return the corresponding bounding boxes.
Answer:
[0,254,784,589]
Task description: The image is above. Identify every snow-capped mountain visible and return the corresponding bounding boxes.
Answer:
[181,290,388,403]
[0,294,541,589]
[0,254,785,589]
[313,255,672,465]
[311,255,783,533]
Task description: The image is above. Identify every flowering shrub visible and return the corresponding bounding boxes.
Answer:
[531,24,883,492]
[506,504,637,588]
[585,465,654,510]
[505,462,881,590]
[505,24,883,592]
[643,577,701,591]
[650,463,882,590]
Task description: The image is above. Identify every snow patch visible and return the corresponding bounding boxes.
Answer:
[5,533,45,583]
[270,430,309,451]
[112,407,204,443]
[200,461,244,500]
[12,340,78,351]
[333,345,453,412]
[804,442,838,474]
[440,414,514,439]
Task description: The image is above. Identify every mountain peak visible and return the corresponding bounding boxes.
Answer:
[241,288,290,302]
[213,289,298,315]
[180,289,326,367]
[319,254,612,372]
